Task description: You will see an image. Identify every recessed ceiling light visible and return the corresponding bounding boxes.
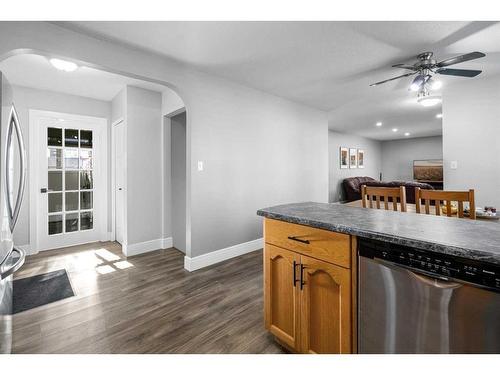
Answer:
[49,58,78,72]
[392,128,398,132]
[376,122,382,127]
[404,132,410,136]
[436,113,443,119]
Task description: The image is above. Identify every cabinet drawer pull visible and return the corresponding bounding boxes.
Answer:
[300,264,306,290]
[293,260,299,287]
[287,236,310,244]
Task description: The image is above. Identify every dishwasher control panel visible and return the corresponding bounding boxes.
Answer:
[359,238,500,292]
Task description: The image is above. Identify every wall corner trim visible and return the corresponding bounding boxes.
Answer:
[17,244,35,256]
[183,238,263,272]
[125,237,173,257]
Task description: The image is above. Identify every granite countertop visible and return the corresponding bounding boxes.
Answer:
[257,202,500,266]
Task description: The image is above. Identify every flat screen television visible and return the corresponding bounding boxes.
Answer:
[413,159,443,182]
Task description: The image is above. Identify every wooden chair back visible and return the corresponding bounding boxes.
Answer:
[361,185,407,212]
[415,188,476,219]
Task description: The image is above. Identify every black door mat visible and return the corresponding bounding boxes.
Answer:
[13,269,75,314]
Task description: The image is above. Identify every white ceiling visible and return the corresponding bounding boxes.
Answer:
[7,22,500,140]
[0,53,167,101]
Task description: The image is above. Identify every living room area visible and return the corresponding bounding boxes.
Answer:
[328,48,500,218]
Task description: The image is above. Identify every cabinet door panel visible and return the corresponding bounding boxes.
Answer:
[300,255,351,354]
[264,244,301,351]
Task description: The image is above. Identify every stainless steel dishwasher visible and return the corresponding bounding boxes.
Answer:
[358,238,500,354]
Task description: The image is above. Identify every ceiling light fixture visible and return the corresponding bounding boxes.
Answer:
[417,88,442,107]
[418,95,442,107]
[392,128,398,132]
[410,74,426,91]
[427,78,442,90]
[49,58,78,72]
[376,122,382,127]
[436,113,443,119]
[404,132,410,136]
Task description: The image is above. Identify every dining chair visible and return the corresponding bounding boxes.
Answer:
[415,188,476,219]
[361,185,407,212]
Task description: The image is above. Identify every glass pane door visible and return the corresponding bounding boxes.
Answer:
[47,127,94,235]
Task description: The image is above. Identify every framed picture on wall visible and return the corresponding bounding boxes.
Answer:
[357,149,365,168]
[340,147,349,169]
[349,148,357,168]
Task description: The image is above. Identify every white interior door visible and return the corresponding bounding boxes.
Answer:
[114,121,125,245]
[34,112,106,251]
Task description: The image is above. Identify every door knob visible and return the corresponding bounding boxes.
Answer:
[118,188,122,191]
[40,188,48,193]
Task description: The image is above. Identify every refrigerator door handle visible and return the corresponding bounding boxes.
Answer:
[5,104,27,232]
[0,247,25,280]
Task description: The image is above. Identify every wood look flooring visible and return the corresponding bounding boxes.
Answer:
[12,242,285,354]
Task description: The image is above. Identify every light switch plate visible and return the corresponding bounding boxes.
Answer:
[450,161,458,170]
[197,161,204,171]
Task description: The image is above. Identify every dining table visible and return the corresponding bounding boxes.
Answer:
[344,199,500,223]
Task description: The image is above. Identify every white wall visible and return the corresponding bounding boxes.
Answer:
[381,136,443,181]
[111,88,126,124]
[162,87,185,116]
[11,84,111,247]
[125,86,163,248]
[189,88,327,257]
[328,131,382,202]
[443,76,500,208]
[0,22,329,262]
[170,111,187,253]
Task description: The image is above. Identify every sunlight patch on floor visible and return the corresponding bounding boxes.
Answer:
[95,265,116,274]
[113,260,133,270]
[94,248,121,262]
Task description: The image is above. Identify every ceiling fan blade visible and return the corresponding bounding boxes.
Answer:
[392,63,417,70]
[436,68,482,77]
[369,72,416,87]
[436,52,486,68]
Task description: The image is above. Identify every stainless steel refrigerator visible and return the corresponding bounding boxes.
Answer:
[0,71,27,354]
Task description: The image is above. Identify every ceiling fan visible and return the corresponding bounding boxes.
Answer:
[370,51,486,106]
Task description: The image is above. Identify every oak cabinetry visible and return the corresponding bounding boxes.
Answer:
[264,244,301,351]
[263,218,356,354]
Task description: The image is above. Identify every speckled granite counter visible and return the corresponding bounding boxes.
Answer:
[257,202,500,266]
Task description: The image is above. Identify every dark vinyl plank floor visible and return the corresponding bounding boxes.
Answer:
[12,242,285,354]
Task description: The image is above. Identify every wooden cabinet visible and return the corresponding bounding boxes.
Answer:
[263,218,356,354]
[299,255,351,353]
[264,244,301,351]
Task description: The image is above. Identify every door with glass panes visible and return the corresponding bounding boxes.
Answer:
[36,113,105,251]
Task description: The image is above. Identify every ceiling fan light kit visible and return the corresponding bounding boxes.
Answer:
[410,74,426,91]
[417,88,442,107]
[370,51,485,105]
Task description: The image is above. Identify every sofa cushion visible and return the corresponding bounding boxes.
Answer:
[342,177,434,203]
[364,180,434,204]
[342,176,376,202]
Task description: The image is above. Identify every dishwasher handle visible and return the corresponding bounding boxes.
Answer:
[371,256,463,290]
[407,269,462,289]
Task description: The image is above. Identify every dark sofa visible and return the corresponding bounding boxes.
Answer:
[342,176,434,204]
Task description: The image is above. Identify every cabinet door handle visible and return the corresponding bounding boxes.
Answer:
[300,264,306,290]
[287,236,310,244]
[293,260,299,287]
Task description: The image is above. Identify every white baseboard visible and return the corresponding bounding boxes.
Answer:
[125,237,173,257]
[184,238,263,272]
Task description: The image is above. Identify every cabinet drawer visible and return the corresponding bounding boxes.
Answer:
[264,218,351,268]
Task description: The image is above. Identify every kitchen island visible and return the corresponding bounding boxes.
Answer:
[257,202,500,354]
